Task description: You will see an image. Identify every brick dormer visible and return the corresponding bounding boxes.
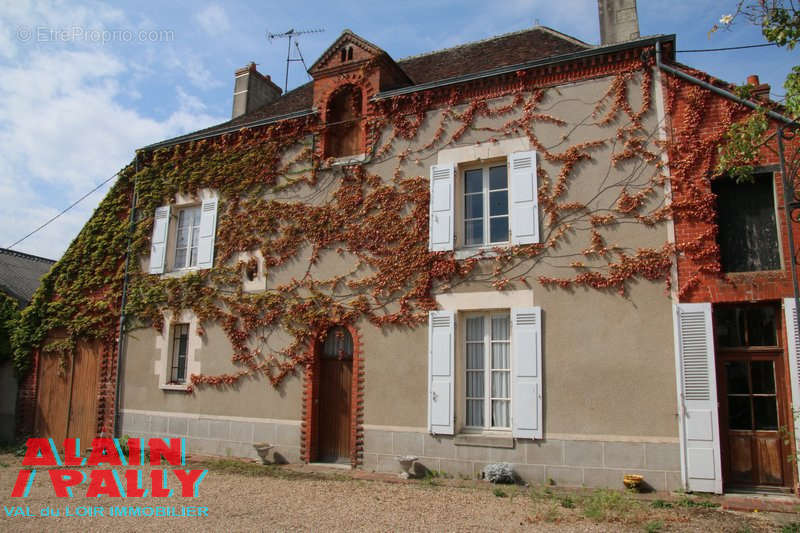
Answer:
[309,30,412,159]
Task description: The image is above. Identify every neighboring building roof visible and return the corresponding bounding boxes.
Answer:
[144,26,592,149]
[0,248,55,306]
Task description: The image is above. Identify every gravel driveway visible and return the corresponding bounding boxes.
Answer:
[0,454,791,532]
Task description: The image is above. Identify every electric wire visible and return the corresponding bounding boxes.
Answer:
[676,42,779,53]
[6,172,120,250]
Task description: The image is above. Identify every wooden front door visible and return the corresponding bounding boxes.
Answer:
[718,353,792,489]
[316,326,353,463]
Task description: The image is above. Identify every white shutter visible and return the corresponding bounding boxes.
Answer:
[508,151,539,245]
[428,164,455,251]
[196,198,218,270]
[428,311,454,434]
[149,206,170,274]
[783,298,800,483]
[673,303,722,494]
[512,307,542,439]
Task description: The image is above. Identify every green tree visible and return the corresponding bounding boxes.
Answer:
[711,1,800,181]
[0,292,20,362]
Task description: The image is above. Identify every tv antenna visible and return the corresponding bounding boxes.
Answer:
[267,28,325,92]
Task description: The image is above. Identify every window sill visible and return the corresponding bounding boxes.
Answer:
[160,268,201,279]
[722,269,784,276]
[454,432,514,448]
[454,245,510,260]
[325,153,367,167]
[160,383,190,392]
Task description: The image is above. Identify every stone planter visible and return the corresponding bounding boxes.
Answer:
[397,455,418,479]
[253,442,273,465]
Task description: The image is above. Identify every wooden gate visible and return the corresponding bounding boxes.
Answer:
[34,338,102,446]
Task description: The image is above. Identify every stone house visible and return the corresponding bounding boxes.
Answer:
[16,2,800,495]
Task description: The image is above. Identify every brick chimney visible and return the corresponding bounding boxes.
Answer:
[746,74,771,101]
[232,63,282,119]
[598,0,640,45]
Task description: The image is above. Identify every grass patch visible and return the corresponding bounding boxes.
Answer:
[559,495,575,508]
[782,523,800,533]
[675,496,719,509]
[492,487,507,498]
[650,499,673,509]
[643,519,664,532]
[582,489,636,522]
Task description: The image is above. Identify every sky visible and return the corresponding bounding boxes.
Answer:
[1,0,796,260]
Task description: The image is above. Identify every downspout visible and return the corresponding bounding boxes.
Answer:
[113,152,139,438]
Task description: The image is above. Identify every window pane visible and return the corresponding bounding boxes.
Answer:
[466,317,484,341]
[465,169,482,193]
[753,396,779,430]
[745,306,777,346]
[492,400,510,427]
[491,316,509,341]
[467,399,484,426]
[467,370,484,397]
[725,361,749,394]
[489,166,507,190]
[491,371,509,397]
[466,343,484,370]
[490,190,508,216]
[174,248,187,269]
[465,220,483,246]
[751,361,775,394]
[465,193,483,219]
[489,216,508,243]
[715,307,745,347]
[713,173,780,272]
[492,343,509,369]
[728,396,752,430]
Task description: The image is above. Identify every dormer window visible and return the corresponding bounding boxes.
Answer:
[325,84,363,158]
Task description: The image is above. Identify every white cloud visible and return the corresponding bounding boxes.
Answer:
[195,4,231,37]
[0,4,226,259]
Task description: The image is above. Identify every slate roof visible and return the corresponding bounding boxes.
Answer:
[0,248,55,306]
[145,26,590,149]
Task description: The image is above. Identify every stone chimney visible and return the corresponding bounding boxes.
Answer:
[746,74,771,101]
[232,62,282,119]
[598,0,640,45]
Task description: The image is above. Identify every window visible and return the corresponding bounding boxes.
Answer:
[322,326,353,359]
[169,323,189,384]
[428,147,538,253]
[149,195,218,275]
[427,306,541,438]
[714,304,779,348]
[465,313,511,429]
[324,84,362,159]
[712,173,781,272]
[464,165,509,246]
[174,206,201,269]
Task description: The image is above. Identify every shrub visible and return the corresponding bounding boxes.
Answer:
[483,462,514,484]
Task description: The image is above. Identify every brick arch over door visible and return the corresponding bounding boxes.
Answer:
[300,324,364,466]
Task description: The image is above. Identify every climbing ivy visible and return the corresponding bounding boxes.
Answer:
[11,57,751,392]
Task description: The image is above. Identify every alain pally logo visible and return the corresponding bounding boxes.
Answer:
[6,438,208,519]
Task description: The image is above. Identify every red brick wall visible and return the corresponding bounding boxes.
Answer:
[668,74,800,304]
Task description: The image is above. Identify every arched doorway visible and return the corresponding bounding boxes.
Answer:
[316,326,354,463]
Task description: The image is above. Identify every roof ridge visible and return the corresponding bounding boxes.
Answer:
[0,247,56,264]
[396,25,592,64]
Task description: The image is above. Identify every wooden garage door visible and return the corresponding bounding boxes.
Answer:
[34,339,101,446]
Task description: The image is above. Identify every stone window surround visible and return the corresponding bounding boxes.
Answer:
[435,289,534,441]
[157,188,218,278]
[436,137,531,260]
[155,309,202,391]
